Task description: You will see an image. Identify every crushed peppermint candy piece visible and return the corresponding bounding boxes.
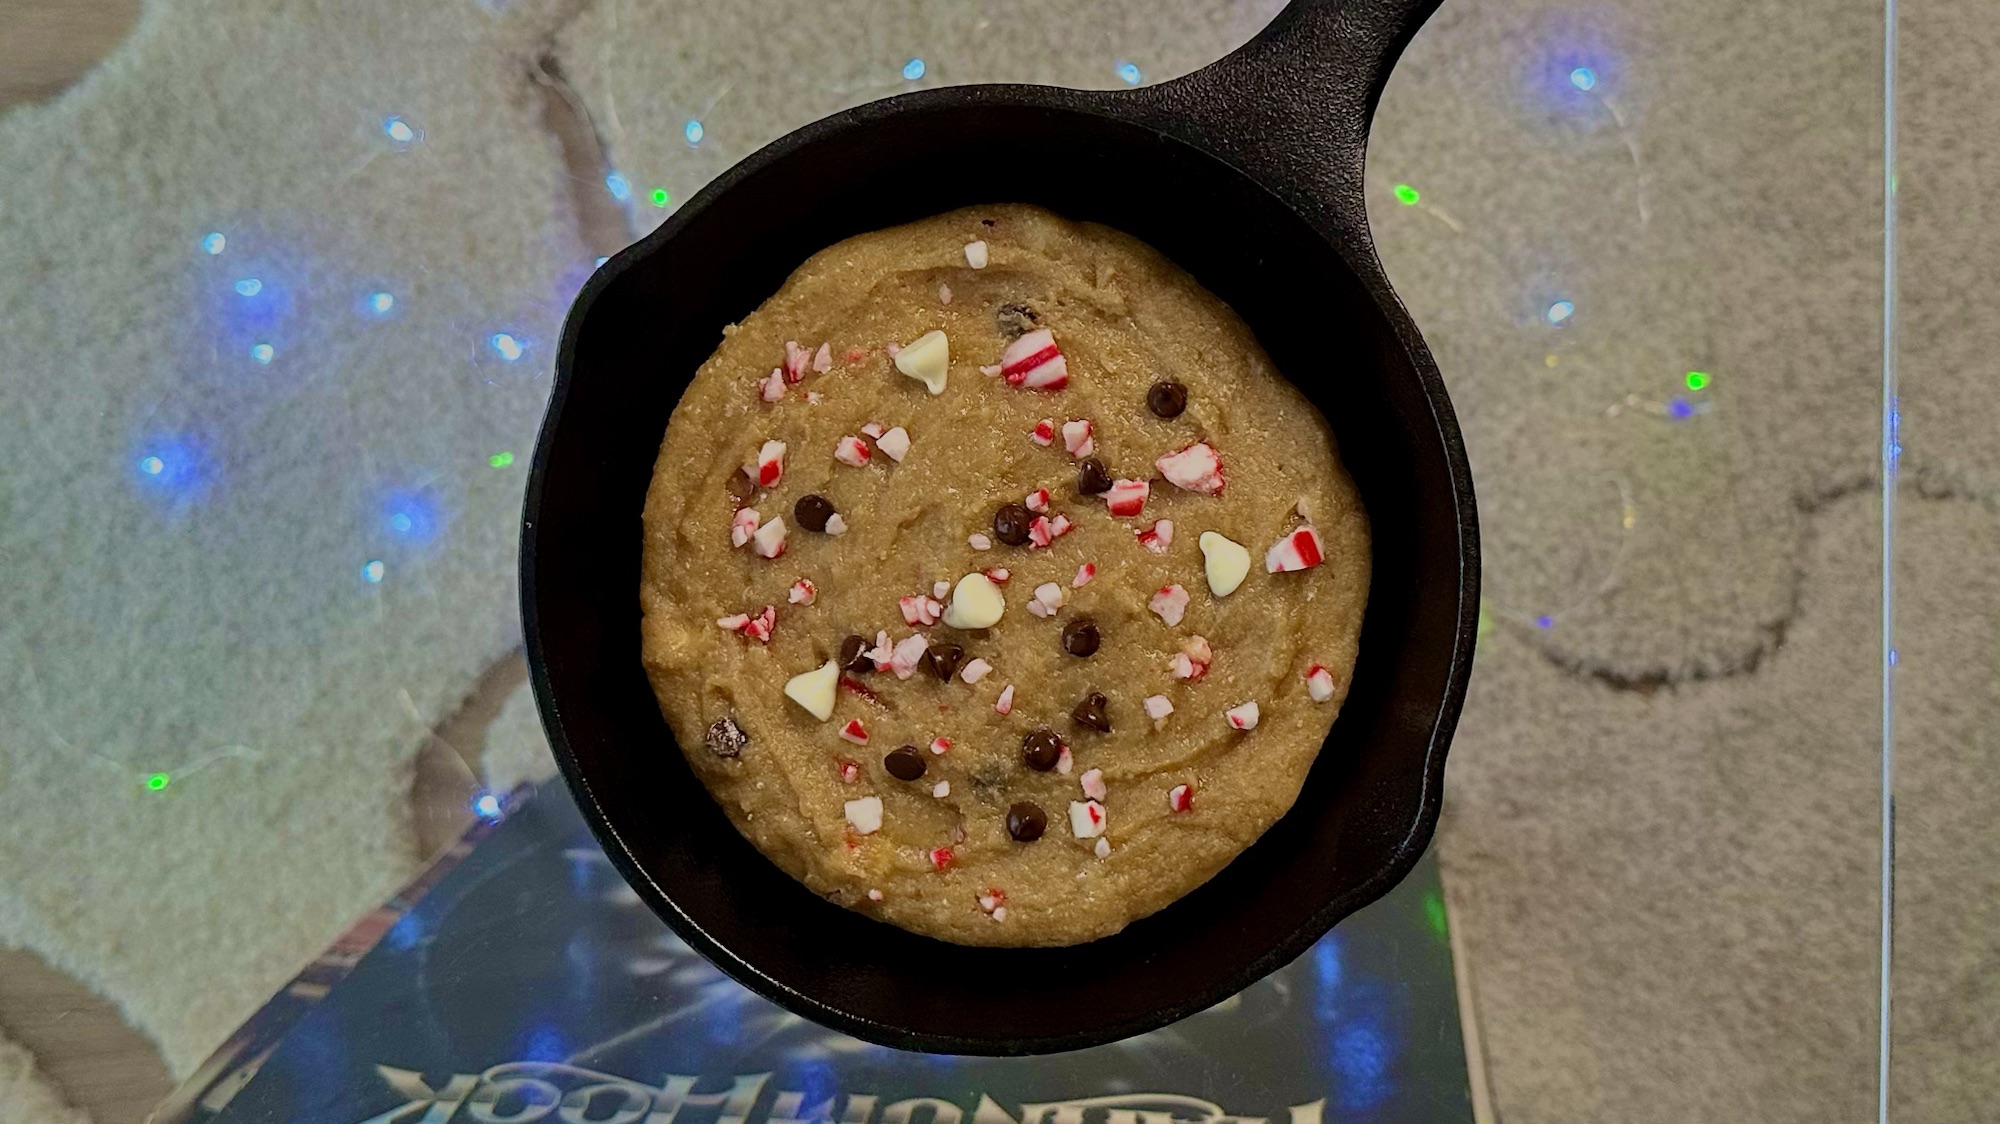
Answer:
[1155,442,1224,495]
[1168,784,1194,812]
[885,341,902,357]
[965,240,989,268]
[960,658,993,684]
[805,391,822,405]
[1170,635,1214,680]
[977,887,1006,913]
[1024,488,1051,514]
[932,780,951,798]
[1104,478,1150,518]
[994,684,1015,714]
[983,566,1011,583]
[933,580,952,599]
[1266,525,1326,572]
[1295,497,1313,520]
[845,346,867,363]
[877,426,911,462]
[899,595,944,627]
[867,888,884,902]
[1026,513,1072,548]
[751,516,789,559]
[981,364,1004,377]
[784,340,811,382]
[1094,837,1112,859]
[999,328,1069,391]
[839,718,870,745]
[1068,800,1107,839]
[730,508,761,548]
[741,605,776,643]
[824,513,849,535]
[888,634,931,680]
[968,532,993,551]
[1030,419,1056,446]
[1073,562,1097,587]
[929,847,956,871]
[939,282,953,305]
[844,795,883,834]
[813,342,833,372]
[1055,745,1074,775]
[1143,694,1174,722]
[1081,768,1107,801]
[1149,583,1190,626]
[1225,701,1261,730]
[715,612,751,631]
[759,368,786,402]
[753,440,787,487]
[860,422,886,439]
[1061,419,1095,458]
[837,758,862,783]
[1306,665,1337,701]
[834,435,872,467]
[930,737,953,755]
[788,578,817,606]
[1026,582,1064,619]
[1136,519,1175,553]
[865,630,895,669]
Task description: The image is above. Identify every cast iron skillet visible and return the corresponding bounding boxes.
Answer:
[522,0,1475,1056]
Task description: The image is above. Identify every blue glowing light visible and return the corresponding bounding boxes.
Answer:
[1667,395,1695,419]
[490,332,525,362]
[474,792,502,819]
[131,436,210,500]
[1116,61,1142,85]
[1330,1024,1394,1111]
[903,57,926,81]
[234,278,264,297]
[361,559,386,583]
[1536,615,1554,629]
[384,912,424,952]
[200,232,226,255]
[138,456,164,475]
[249,343,274,364]
[605,171,631,201]
[593,256,609,268]
[368,291,395,315]
[388,512,413,533]
[383,115,416,143]
[381,490,442,543]
[1569,66,1598,91]
[1888,647,1899,666]
[684,119,704,145]
[1545,299,1574,325]
[1313,934,1344,991]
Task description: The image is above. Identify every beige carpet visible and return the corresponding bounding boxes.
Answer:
[4,0,1997,1121]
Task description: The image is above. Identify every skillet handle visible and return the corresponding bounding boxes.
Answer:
[1132,0,1442,254]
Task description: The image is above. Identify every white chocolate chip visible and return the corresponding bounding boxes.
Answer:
[783,660,840,721]
[877,426,911,462]
[1068,800,1107,839]
[1200,531,1252,596]
[844,796,884,834]
[943,571,1006,629]
[894,329,950,395]
[964,240,989,269]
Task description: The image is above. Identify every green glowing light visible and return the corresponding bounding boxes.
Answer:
[649,187,670,208]
[489,451,515,468]
[145,773,170,792]
[1423,889,1449,942]
[1685,370,1711,391]
[1393,184,1421,206]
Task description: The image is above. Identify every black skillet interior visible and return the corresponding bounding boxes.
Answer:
[523,0,1475,1056]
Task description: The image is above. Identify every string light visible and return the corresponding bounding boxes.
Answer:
[138,455,165,476]
[604,172,631,202]
[200,232,226,255]
[593,256,609,268]
[1535,615,1554,629]
[649,187,671,208]
[234,278,264,297]
[1116,62,1142,85]
[473,792,502,819]
[146,772,171,792]
[383,115,416,144]
[1685,370,1710,390]
[368,292,395,315]
[489,332,525,362]
[361,559,386,583]
[1545,299,1574,325]
[1569,66,1598,91]
[684,119,704,146]
[1667,395,1695,419]
[489,451,515,468]
[1393,184,1421,206]
[250,343,274,364]
[902,58,926,81]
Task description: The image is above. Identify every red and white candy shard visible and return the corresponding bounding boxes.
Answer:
[1030,419,1055,446]
[1094,838,1112,859]
[899,595,943,627]
[983,566,1011,583]
[867,888,884,902]
[759,368,785,402]
[929,847,955,872]
[805,391,822,405]
[1155,442,1224,495]
[888,634,931,680]
[839,718,870,745]
[1081,768,1107,801]
[933,780,951,798]
[1104,478,1149,517]
[751,516,789,559]
[844,795,882,834]
[1306,665,1336,702]
[824,513,849,535]
[960,658,993,684]
[846,346,867,363]
[1073,562,1097,587]
[1068,800,1107,839]
[784,340,811,382]
[981,364,1003,378]
[1168,784,1194,813]
[1025,582,1064,618]
[866,630,895,668]
[1170,634,1213,680]
[1056,745,1074,775]
[969,532,993,551]
[715,612,750,631]
[1265,525,1325,572]
[994,684,1015,714]
[788,579,817,606]
[1024,488,1051,514]
[860,422,886,439]
[813,342,833,373]
[999,328,1069,391]
[978,888,1006,913]
[929,737,952,755]
[965,240,989,269]
[754,440,787,487]
[742,605,776,643]
[1225,701,1261,730]
[1061,419,1095,458]
[877,426,911,462]
[1149,583,1190,626]
[730,508,761,548]
[838,758,862,783]
[1027,513,1072,548]
[1136,519,1174,553]
[834,436,871,467]
[1143,694,1173,721]
[939,283,953,305]
[933,580,952,600]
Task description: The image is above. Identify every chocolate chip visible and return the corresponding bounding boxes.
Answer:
[704,716,748,758]
[838,634,872,672]
[1006,801,1048,842]
[1071,691,1110,733]
[1076,457,1112,496]
[726,470,759,503]
[1147,379,1189,419]
[884,745,928,781]
[1022,727,1063,771]
[996,301,1039,340]
[923,643,965,682]
[794,494,837,533]
[1061,617,1101,658]
[993,503,1032,546]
